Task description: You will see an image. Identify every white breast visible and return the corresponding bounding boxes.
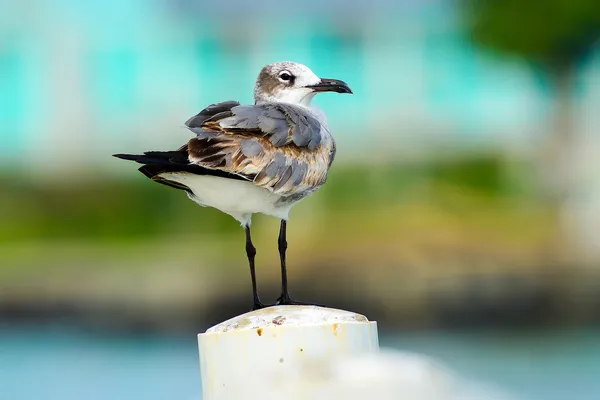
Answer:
[159,172,295,225]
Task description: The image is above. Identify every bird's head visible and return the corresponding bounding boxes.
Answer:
[254,61,352,107]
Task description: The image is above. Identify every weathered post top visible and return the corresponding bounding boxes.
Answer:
[205,305,370,333]
[198,305,379,400]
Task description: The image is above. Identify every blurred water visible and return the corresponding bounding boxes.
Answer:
[0,326,202,400]
[384,329,600,400]
[1,326,600,400]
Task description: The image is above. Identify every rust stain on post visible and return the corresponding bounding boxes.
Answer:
[332,323,339,336]
[257,328,263,336]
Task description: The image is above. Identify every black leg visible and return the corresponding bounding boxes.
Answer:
[245,225,265,310]
[277,219,290,302]
[276,220,321,307]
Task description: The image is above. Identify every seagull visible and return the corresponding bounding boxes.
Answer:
[113,61,352,310]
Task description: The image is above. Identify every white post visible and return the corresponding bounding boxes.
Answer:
[197,305,379,399]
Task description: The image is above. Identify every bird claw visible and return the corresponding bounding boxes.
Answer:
[275,295,322,307]
[250,297,323,311]
[251,298,269,311]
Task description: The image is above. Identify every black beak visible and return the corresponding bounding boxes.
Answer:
[306,78,353,94]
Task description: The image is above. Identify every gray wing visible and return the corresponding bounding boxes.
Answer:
[184,101,241,128]
[183,101,335,195]
[191,103,324,150]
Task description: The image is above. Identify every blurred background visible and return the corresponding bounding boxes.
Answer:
[1,0,599,398]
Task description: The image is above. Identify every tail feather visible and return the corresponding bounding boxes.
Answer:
[112,153,140,161]
[112,150,247,192]
[112,151,186,166]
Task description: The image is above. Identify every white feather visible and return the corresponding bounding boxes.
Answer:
[159,172,294,225]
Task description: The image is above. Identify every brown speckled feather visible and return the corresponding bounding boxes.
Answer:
[184,102,336,196]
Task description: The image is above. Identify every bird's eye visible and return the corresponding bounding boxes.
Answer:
[278,71,293,82]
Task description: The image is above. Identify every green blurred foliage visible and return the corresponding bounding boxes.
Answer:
[464,0,600,67]
[429,154,508,195]
[0,177,240,243]
[0,154,532,244]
